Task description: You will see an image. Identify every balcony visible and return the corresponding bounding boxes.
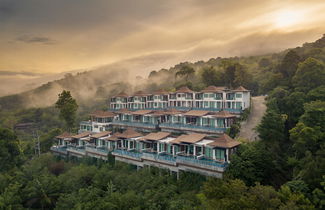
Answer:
[85,146,109,156]
[142,152,177,165]
[159,123,227,133]
[67,146,86,156]
[224,108,242,113]
[176,155,227,172]
[111,120,157,129]
[111,149,227,172]
[112,149,142,161]
[50,146,68,155]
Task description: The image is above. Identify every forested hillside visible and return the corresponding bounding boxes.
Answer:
[0,35,324,209]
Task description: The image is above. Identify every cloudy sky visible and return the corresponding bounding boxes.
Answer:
[0,0,325,74]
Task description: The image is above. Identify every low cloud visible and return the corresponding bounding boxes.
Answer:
[15,35,56,45]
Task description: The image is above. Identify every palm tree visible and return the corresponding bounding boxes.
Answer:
[175,65,195,82]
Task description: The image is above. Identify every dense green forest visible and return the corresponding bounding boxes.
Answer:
[0,35,324,209]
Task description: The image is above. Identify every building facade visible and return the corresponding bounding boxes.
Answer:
[110,86,250,113]
[51,129,240,178]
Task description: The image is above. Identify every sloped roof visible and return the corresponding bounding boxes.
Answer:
[56,132,74,139]
[233,86,249,92]
[90,110,116,118]
[139,132,171,141]
[131,110,154,115]
[133,91,148,96]
[175,86,194,93]
[164,108,185,115]
[171,133,206,144]
[107,133,121,141]
[115,128,142,139]
[91,131,112,138]
[153,89,169,95]
[184,110,211,117]
[208,134,241,148]
[71,131,92,139]
[114,91,128,97]
[150,110,167,116]
[213,110,236,118]
[201,86,225,93]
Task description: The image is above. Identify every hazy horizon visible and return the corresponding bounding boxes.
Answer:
[0,0,324,75]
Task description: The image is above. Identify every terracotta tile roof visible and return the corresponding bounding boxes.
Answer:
[208,134,241,148]
[114,91,128,97]
[171,133,206,144]
[115,128,142,139]
[133,91,148,96]
[164,108,185,115]
[201,86,226,93]
[150,110,166,116]
[90,110,116,118]
[56,132,74,139]
[184,110,211,117]
[233,86,249,92]
[213,110,236,118]
[139,132,171,141]
[91,131,112,138]
[175,86,194,93]
[72,131,92,139]
[131,110,154,115]
[107,133,120,141]
[153,89,169,95]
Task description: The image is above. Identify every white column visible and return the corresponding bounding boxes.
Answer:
[157,142,160,152]
[212,149,216,160]
[193,146,196,156]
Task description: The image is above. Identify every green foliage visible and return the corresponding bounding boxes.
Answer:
[293,58,325,93]
[226,123,240,138]
[257,110,285,145]
[55,90,78,131]
[175,65,195,82]
[225,142,276,186]
[278,50,301,80]
[201,66,224,86]
[0,128,22,172]
[200,178,314,210]
[307,85,325,102]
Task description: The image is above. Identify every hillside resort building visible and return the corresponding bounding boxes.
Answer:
[51,86,250,178]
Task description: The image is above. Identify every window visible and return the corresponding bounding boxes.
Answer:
[205,147,213,158]
[236,102,242,109]
[235,93,242,98]
[204,101,209,107]
[203,93,209,98]
[209,93,214,98]
[215,149,225,160]
[210,101,215,108]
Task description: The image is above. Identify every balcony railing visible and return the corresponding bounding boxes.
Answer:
[112,149,142,160]
[111,120,157,128]
[176,155,227,171]
[112,149,227,171]
[159,123,227,133]
[67,146,86,156]
[142,152,177,165]
[50,146,68,155]
[85,146,109,156]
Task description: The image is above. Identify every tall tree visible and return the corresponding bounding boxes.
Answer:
[293,57,325,93]
[279,50,301,79]
[55,90,78,131]
[0,128,21,172]
[175,65,195,82]
[201,66,223,86]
